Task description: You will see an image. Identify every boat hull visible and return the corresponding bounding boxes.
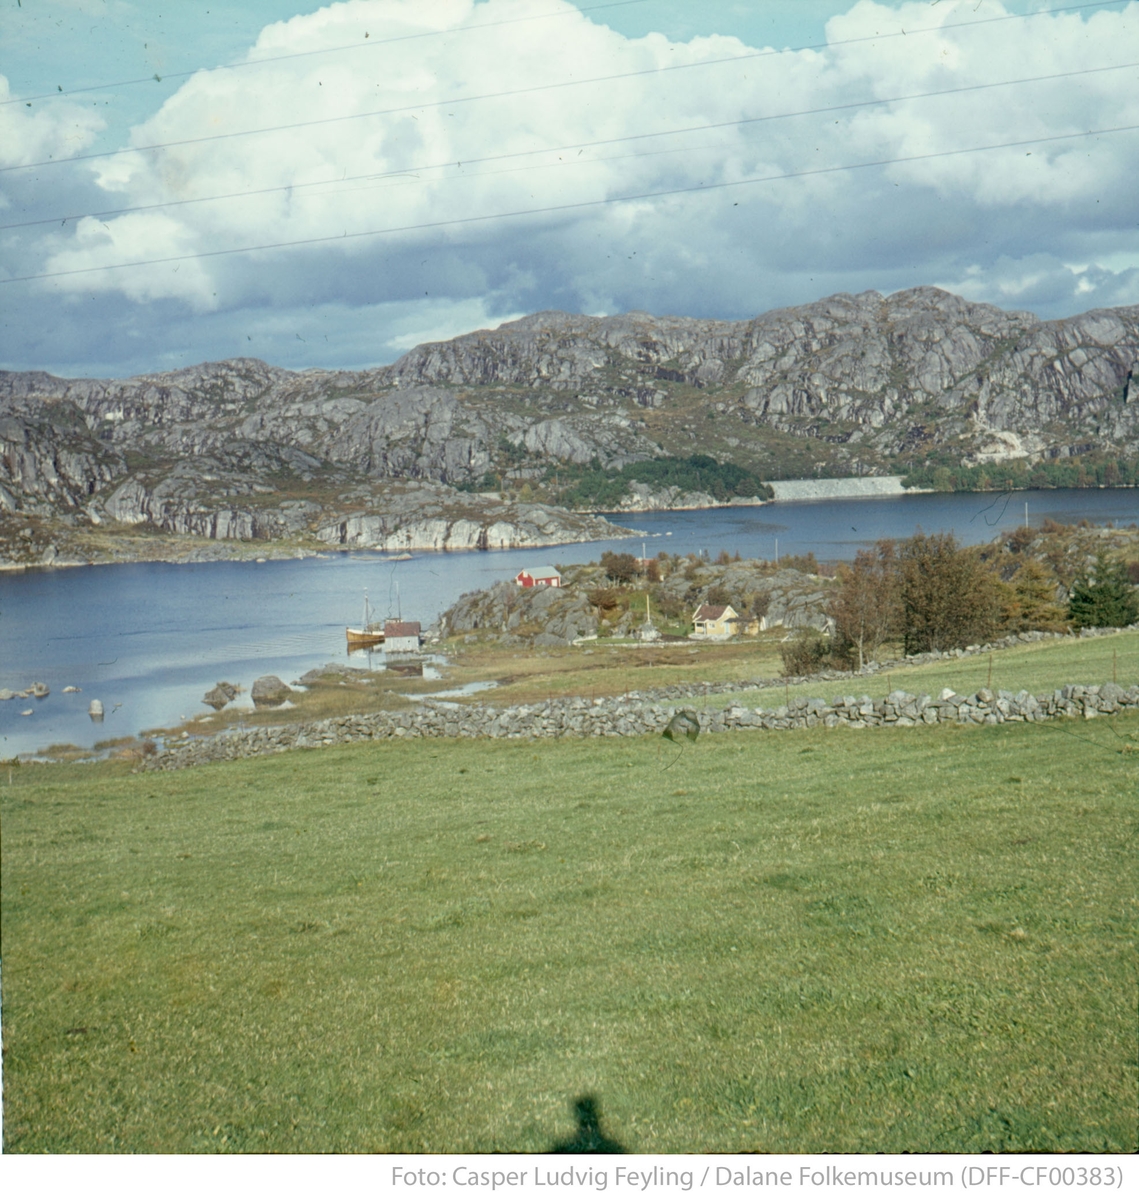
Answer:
[345,627,384,646]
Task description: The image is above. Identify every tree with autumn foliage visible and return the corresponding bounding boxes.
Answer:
[828,540,901,670]
[898,533,1002,654]
[1002,558,1069,634]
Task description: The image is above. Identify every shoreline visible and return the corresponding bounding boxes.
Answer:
[2,479,1134,571]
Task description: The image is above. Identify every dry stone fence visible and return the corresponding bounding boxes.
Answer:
[138,626,1139,772]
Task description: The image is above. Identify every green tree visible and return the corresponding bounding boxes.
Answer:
[898,533,1001,653]
[1068,553,1139,629]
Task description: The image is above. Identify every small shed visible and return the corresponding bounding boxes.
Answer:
[516,566,562,588]
[383,620,421,654]
[691,603,738,640]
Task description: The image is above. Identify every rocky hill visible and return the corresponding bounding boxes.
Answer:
[440,557,836,648]
[2,287,1135,564]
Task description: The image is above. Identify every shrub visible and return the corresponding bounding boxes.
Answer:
[780,628,831,676]
[1005,525,1035,554]
[780,552,819,575]
[588,587,624,614]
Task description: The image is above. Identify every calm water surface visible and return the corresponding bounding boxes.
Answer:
[2,488,1135,756]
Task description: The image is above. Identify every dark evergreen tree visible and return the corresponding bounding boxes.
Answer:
[1068,553,1139,629]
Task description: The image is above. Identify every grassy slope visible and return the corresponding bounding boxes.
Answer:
[2,708,1136,1153]
[706,630,1139,710]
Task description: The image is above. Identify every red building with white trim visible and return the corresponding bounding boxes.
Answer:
[516,567,562,588]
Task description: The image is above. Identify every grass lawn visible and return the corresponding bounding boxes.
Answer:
[2,713,1136,1153]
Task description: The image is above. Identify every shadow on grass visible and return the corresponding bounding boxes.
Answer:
[549,1095,626,1154]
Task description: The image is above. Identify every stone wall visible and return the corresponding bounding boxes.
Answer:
[139,677,1138,773]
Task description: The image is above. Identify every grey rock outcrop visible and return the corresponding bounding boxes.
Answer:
[442,579,600,646]
[3,288,1135,563]
[314,482,634,552]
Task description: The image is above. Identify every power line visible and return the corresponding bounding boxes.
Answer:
[0,0,654,107]
[6,123,1135,286]
[4,60,1132,233]
[3,1,1130,175]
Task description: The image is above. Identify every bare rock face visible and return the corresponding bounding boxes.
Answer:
[441,578,599,646]
[1,287,1135,563]
[314,483,636,552]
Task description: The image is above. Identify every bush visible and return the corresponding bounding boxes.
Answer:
[780,552,819,575]
[780,629,831,676]
[588,587,624,614]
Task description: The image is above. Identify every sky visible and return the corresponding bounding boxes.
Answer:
[1,0,1137,378]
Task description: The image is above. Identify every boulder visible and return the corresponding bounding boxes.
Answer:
[251,675,291,706]
[203,681,238,709]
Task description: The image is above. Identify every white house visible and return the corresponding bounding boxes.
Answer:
[383,620,421,654]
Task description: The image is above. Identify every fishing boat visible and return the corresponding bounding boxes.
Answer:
[346,593,384,647]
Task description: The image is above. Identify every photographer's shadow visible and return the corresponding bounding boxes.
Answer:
[549,1094,626,1154]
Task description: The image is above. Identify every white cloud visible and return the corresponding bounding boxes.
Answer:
[16,0,1139,344]
[935,252,1139,313]
[0,75,105,170]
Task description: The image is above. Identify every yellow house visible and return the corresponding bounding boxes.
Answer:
[691,603,738,640]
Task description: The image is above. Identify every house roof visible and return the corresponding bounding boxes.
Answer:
[517,566,561,579]
[693,604,736,621]
[384,621,420,638]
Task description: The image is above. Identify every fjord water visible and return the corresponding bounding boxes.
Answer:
[1,488,1135,757]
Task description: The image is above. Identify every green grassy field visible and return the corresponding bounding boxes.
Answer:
[2,709,1136,1153]
[698,630,1139,711]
